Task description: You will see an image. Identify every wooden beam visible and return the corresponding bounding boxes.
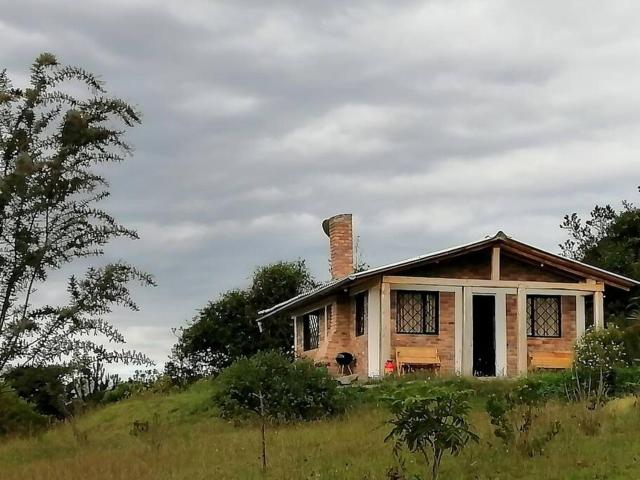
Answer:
[576,295,586,338]
[594,290,605,329]
[516,287,528,375]
[491,246,501,280]
[382,276,604,292]
[462,287,473,375]
[380,282,391,371]
[501,244,631,290]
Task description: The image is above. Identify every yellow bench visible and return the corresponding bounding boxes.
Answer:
[528,351,573,370]
[396,347,441,375]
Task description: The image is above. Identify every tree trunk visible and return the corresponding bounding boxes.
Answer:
[259,391,267,471]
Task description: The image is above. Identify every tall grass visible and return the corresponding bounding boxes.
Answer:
[1,381,640,479]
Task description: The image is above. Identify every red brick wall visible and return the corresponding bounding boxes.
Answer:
[389,290,456,374]
[505,294,577,375]
[500,254,578,282]
[326,214,354,279]
[396,250,491,279]
[506,294,518,376]
[350,297,368,377]
[295,293,368,377]
[527,296,577,354]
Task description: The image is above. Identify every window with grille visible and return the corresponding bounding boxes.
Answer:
[303,311,320,350]
[527,295,561,337]
[396,291,439,334]
[355,292,367,337]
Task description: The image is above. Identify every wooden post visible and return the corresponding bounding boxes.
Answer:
[462,288,473,376]
[367,284,381,377]
[454,287,463,375]
[292,316,297,356]
[576,295,586,338]
[380,282,391,373]
[594,290,605,329]
[516,287,528,375]
[491,246,501,280]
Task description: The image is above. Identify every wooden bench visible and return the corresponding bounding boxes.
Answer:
[528,351,573,370]
[396,347,441,375]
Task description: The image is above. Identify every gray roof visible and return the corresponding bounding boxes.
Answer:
[257,231,639,320]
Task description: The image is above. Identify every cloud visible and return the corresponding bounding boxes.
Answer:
[3,0,640,371]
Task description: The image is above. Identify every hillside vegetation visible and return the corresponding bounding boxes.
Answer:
[2,378,640,480]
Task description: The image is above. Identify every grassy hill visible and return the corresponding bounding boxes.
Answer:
[2,379,640,479]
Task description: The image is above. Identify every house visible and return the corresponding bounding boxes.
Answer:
[258,214,639,378]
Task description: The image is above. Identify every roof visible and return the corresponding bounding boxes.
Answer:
[258,231,640,320]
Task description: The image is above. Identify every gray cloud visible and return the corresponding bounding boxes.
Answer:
[3,0,640,372]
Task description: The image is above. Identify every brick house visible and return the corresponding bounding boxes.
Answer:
[258,214,639,378]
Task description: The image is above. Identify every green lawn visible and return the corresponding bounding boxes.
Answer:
[2,380,640,479]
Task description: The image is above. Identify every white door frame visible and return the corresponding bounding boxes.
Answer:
[463,287,511,377]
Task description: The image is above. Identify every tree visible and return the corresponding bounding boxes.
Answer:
[213,351,347,472]
[168,260,316,380]
[4,365,69,418]
[250,260,317,353]
[0,53,153,372]
[67,352,123,403]
[560,190,640,319]
[168,290,259,379]
[386,388,478,480]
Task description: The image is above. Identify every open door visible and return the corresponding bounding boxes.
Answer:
[473,295,496,377]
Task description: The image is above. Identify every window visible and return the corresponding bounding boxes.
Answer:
[527,295,561,337]
[355,292,367,337]
[303,311,320,351]
[396,291,439,334]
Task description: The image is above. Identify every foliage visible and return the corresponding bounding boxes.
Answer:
[385,387,478,480]
[0,381,47,435]
[560,191,640,319]
[608,366,640,395]
[101,369,173,404]
[213,351,346,422]
[168,260,317,382]
[168,290,259,381]
[251,260,318,353]
[4,365,69,418]
[574,326,627,380]
[7,375,640,478]
[486,379,560,457]
[0,53,153,371]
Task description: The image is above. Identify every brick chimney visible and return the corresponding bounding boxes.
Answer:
[322,213,354,279]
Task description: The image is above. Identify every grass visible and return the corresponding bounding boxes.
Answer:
[2,380,640,479]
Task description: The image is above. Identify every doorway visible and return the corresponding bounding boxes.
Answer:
[473,295,496,377]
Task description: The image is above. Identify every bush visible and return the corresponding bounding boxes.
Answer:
[213,351,347,422]
[486,378,561,457]
[0,382,48,436]
[607,366,640,395]
[4,365,69,418]
[574,326,627,376]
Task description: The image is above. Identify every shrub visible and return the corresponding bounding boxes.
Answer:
[0,382,48,436]
[574,326,627,377]
[4,365,70,419]
[486,379,560,457]
[609,366,640,395]
[385,387,478,480]
[213,351,347,422]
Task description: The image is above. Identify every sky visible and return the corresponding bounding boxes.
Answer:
[3,0,640,374]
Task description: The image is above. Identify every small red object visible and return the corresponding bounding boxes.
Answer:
[384,359,395,375]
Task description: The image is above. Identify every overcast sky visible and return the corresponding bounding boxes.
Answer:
[3,1,640,373]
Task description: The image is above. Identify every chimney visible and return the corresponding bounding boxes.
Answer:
[322,213,354,279]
